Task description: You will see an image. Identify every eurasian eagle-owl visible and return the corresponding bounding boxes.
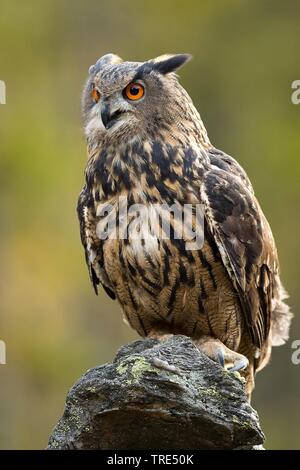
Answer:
[77,53,292,399]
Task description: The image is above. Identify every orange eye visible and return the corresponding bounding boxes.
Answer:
[91,86,100,103]
[124,82,144,101]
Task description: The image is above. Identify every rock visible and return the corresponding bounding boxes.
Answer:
[47,335,264,450]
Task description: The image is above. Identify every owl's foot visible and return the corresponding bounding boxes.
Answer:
[194,336,249,373]
[147,331,174,342]
[147,331,180,374]
[151,357,181,374]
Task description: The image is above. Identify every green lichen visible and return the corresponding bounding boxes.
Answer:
[56,421,71,435]
[241,419,255,430]
[49,439,59,449]
[232,415,254,430]
[116,362,129,375]
[116,356,159,385]
[225,370,246,383]
[131,357,158,381]
[232,415,241,425]
[68,405,85,429]
[198,385,221,398]
[85,386,106,401]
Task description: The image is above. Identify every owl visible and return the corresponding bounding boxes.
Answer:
[77,53,292,399]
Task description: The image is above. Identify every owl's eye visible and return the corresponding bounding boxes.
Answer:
[123,82,145,101]
[91,86,100,103]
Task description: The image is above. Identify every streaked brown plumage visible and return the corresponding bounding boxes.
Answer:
[77,53,292,399]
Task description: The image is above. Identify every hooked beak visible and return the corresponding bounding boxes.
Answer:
[101,103,124,130]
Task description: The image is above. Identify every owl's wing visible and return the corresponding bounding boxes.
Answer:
[201,148,279,347]
[77,185,116,300]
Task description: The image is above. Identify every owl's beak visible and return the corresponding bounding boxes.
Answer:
[101,103,123,130]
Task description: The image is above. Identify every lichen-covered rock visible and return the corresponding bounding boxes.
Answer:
[47,335,264,450]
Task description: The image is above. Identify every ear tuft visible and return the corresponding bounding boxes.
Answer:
[88,53,123,75]
[150,54,192,75]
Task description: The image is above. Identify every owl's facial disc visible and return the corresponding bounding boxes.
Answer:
[83,54,193,139]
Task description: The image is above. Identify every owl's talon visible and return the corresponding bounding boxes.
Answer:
[217,348,225,367]
[194,336,249,375]
[228,356,249,372]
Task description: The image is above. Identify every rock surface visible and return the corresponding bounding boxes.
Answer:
[48,335,264,450]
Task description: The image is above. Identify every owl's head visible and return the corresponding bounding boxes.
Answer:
[82,53,196,144]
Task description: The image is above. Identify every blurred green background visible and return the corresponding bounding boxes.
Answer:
[0,0,299,449]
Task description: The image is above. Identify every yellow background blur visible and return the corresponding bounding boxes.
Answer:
[0,0,299,449]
